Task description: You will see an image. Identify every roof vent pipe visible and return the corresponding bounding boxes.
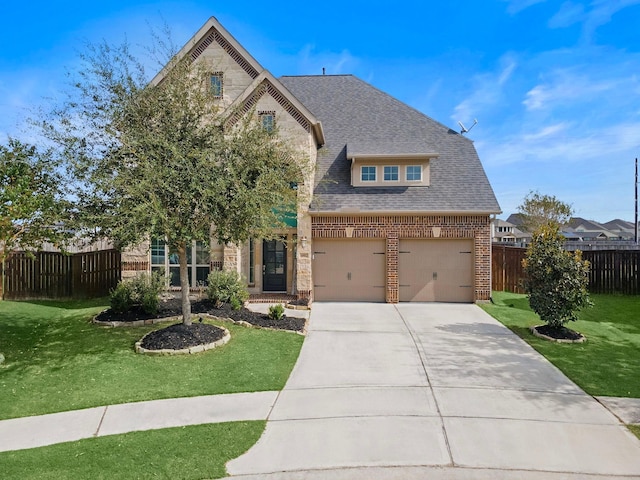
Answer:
[322,67,325,75]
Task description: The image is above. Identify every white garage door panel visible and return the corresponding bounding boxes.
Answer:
[399,239,474,303]
[313,239,386,302]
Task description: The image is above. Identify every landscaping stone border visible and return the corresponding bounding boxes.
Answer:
[135,318,231,356]
[530,325,587,343]
[285,303,311,311]
[93,311,179,328]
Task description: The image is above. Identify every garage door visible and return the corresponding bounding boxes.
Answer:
[399,239,474,302]
[313,239,386,301]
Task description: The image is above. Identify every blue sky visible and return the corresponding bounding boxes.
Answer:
[1,0,639,221]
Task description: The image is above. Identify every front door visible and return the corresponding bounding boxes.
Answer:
[263,239,287,291]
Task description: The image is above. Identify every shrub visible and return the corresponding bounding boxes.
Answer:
[131,271,166,314]
[268,303,285,321]
[110,281,133,314]
[206,270,249,307]
[109,271,166,314]
[522,223,592,328]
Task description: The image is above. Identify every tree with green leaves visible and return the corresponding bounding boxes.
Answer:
[522,223,591,330]
[42,37,305,325]
[517,191,574,233]
[0,139,69,298]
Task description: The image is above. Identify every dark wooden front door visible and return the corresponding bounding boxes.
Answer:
[263,239,287,291]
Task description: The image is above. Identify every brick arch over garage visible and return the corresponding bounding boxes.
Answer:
[311,215,492,303]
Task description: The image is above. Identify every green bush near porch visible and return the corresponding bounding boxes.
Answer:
[481,291,640,398]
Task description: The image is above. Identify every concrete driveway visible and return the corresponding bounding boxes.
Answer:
[227,303,640,479]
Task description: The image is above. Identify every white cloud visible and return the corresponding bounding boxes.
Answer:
[503,0,548,14]
[548,0,640,42]
[523,69,616,111]
[452,55,517,123]
[296,44,357,75]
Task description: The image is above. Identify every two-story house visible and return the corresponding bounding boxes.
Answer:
[122,17,501,303]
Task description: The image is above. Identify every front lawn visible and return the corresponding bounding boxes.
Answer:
[0,421,264,480]
[0,299,303,420]
[481,292,640,398]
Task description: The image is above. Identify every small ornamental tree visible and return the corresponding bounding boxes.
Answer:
[522,223,591,329]
[517,191,573,233]
[41,34,305,325]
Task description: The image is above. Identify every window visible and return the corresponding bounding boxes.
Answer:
[210,73,223,97]
[384,166,399,181]
[248,238,255,284]
[151,239,210,287]
[361,166,376,182]
[406,165,422,181]
[259,111,275,132]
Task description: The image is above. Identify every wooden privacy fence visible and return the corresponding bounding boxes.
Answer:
[492,245,640,295]
[1,249,121,300]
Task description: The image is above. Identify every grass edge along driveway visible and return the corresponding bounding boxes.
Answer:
[481,292,640,399]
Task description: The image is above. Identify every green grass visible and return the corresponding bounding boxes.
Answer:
[481,292,640,398]
[628,424,640,440]
[0,299,303,420]
[0,421,265,479]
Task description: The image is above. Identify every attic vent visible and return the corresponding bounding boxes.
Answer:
[190,28,259,79]
[266,83,311,132]
[225,81,311,132]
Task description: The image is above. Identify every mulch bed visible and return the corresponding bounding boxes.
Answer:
[139,322,227,351]
[533,324,585,342]
[95,298,305,332]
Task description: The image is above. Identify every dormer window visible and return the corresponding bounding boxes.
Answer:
[210,72,223,97]
[259,111,275,132]
[349,153,436,187]
[361,166,377,182]
[406,165,422,181]
[384,166,399,181]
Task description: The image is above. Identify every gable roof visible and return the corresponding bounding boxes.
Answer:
[279,75,501,214]
[150,17,263,87]
[224,71,325,146]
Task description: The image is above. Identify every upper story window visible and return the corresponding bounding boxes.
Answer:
[406,165,422,181]
[259,111,275,132]
[361,166,377,182]
[210,72,223,97]
[384,166,399,181]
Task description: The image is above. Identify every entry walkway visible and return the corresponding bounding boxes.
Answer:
[226,303,640,479]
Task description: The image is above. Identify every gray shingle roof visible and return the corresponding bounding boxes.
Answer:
[279,75,501,214]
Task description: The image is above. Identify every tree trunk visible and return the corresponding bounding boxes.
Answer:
[177,242,192,326]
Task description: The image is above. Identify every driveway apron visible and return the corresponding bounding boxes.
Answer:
[226,303,640,478]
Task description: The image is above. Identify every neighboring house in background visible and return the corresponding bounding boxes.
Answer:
[122,17,502,303]
[492,219,531,246]
[498,215,639,250]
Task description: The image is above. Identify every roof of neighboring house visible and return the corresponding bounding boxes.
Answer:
[279,74,501,215]
[603,219,636,232]
[566,217,607,232]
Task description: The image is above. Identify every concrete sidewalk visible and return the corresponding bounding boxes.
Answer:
[227,303,640,479]
[0,391,278,453]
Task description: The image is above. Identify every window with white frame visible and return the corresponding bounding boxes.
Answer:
[361,166,376,182]
[384,166,399,181]
[151,238,210,287]
[406,165,422,181]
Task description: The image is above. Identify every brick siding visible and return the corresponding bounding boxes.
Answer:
[312,215,492,302]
